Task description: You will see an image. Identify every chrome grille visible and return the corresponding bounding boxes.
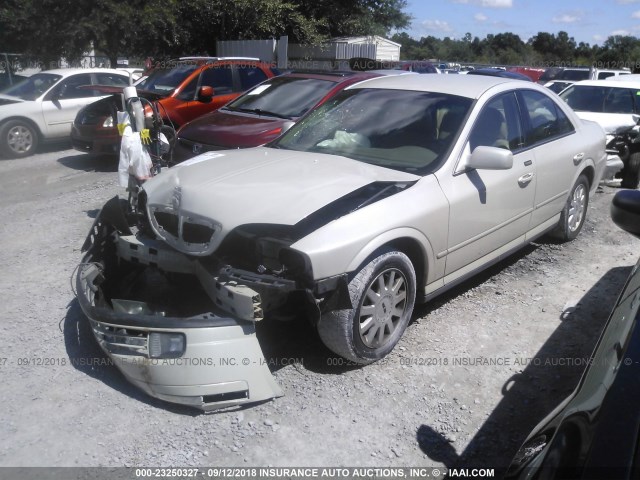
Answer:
[92,322,148,357]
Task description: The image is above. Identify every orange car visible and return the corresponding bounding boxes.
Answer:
[71,57,279,155]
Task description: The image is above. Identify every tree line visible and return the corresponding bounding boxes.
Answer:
[1,0,640,72]
[0,0,410,68]
[391,31,640,71]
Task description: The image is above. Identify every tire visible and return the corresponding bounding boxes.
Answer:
[551,174,589,242]
[317,249,416,364]
[0,120,39,158]
[621,152,640,189]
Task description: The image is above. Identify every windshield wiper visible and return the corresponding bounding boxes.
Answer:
[227,106,293,119]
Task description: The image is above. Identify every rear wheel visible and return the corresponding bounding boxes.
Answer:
[317,249,416,364]
[621,152,640,189]
[551,174,589,242]
[0,120,39,158]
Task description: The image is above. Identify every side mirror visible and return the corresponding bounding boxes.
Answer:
[466,145,513,170]
[611,190,640,239]
[198,86,214,101]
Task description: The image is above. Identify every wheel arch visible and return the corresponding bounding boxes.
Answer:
[579,165,595,190]
[345,228,433,294]
[0,116,44,141]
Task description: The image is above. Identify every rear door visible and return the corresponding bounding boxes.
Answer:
[516,89,582,230]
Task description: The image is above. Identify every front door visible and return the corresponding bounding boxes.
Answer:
[438,92,536,278]
[41,73,96,137]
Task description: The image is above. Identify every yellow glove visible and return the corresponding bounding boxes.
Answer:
[140,129,151,144]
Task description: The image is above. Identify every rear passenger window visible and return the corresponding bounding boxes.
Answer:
[519,90,574,146]
[95,73,128,86]
[238,66,268,90]
[200,66,234,95]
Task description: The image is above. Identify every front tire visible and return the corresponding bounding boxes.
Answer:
[621,152,640,189]
[551,174,589,242]
[317,249,416,364]
[0,120,39,158]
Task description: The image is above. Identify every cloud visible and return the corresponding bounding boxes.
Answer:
[421,19,454,33]
[617,0,640,4]
[451,0,512,8]
[474,12,488,22]
[633,10,640,17]
[593,34,604,42]
[611,29,631,36]
[552,14,580,23]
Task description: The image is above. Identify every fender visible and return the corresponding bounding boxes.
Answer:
[345,227,437,288]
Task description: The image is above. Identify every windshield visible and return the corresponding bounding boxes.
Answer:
[1,72,62,100]
[135,63,199,94]
[560,85,640,114]
[272,88,472,174]
[225,76,337,118]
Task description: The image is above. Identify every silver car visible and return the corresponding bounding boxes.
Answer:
[76,75,608,410]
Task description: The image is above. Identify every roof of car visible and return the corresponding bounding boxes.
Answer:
[348,73,522,99]
[38,68,127,76]
[570,79,640,88]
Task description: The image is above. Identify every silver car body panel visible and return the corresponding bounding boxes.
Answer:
[76,75,608,410]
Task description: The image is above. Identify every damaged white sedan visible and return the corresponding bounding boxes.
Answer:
[76,75,608,411]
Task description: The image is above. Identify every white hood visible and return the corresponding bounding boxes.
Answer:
[575,111,637,134]
[143,147,419,251]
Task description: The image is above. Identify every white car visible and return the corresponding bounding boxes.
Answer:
[559,79,640,187]
[77,74,608,410]
[0,68,130,158]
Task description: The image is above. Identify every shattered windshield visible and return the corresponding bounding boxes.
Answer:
[1,72,62,100]
[272,88,472,174]
[135,63,199,94]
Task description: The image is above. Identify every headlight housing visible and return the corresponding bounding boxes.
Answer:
[103,116,114,128]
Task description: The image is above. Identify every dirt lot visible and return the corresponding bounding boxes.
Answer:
[0,144,638,478]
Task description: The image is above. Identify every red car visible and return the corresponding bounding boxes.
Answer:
[172,71,379,163]
[71,57,279,156]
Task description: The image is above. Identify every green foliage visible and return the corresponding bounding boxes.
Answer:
[0,0,410,66]
[2,0,640,72]
[392,29,640,71]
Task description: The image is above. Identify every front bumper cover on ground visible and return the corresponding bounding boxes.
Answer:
[74,199,284,411]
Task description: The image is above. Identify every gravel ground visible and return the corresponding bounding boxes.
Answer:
[0,145,638,478]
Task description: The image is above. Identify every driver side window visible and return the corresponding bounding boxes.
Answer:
[469,93,523,152]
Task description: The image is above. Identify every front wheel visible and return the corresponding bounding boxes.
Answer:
[0,120,39,158]
[621,152,640,189]
[551,174,589,242]
[317,249,416,364]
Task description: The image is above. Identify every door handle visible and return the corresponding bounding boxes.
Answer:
[573,152,584,165]
[518,172,534,187]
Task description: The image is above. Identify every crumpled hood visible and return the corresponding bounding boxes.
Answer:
[179,110,287,148]
[575,111,638,134]
[143,147,419,251]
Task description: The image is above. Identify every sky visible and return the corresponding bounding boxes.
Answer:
[402,0,640,45]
